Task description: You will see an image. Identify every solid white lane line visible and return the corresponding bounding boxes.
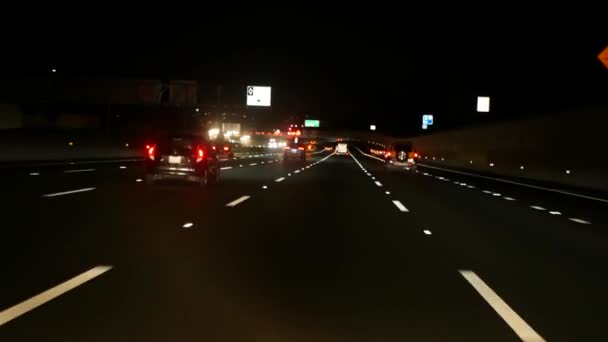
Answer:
[419,163,608,204]
[294,170,301,173]
[249,163,257,166]
[0,266,113,327]
[423,229,432,235]
[220,166,233,170]
[504,197,516,201]
[42,187,96,198]
[530,205,546,211]
[64,168,95,173]
[459,270,545,342]
[374,181,382,187]
[392,200,409,212]
[569,218,591,224]
[275,177,285,182]
[29,172,40,176]
[548,211,562,215]
[226,196,251,207]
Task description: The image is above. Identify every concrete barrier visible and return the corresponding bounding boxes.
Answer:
[401,106,608,192]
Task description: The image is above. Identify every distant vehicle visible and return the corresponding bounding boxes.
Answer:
[385,142,418,170]
[145,135,220,186]
[335,143,348,155]
[213,143,234,160]
[284,142,308,161]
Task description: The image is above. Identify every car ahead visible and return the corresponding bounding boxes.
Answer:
[145,135,220,186]
[213,143,234,160]
[283,143,308,161]
[384,142,418,170]
[335,143,348,155]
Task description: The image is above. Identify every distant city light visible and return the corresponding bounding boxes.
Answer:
[51,68,57,73]
[477,96,490,112]
[370,125,376,131]
[195,108,199,112]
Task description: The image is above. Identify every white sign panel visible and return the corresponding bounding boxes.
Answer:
[477,96,490,112]
[247,86,271,107]
[422,114,434,125]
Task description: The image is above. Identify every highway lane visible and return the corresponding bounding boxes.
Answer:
[0,146,606,340]
[353,147,608,341]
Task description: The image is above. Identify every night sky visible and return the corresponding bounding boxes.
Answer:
[2,9,607,134]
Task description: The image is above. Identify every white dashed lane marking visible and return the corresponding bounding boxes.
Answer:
[459,270,546,342]
[0,266,113,327]
[64,169,96,173]
[374,181,382,187]
[392,200,409,212]
[569,218,591,224]
[530,206,546,211]
[225,196,251,207]
[220,166,233,170]
[42,187,96,198]
[275,177,285,182]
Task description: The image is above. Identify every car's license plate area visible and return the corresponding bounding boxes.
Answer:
[168,156,182,164]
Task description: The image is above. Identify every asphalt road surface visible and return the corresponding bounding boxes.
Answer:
[1,147,607,341]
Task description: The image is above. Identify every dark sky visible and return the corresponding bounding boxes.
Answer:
[2,8,607,134]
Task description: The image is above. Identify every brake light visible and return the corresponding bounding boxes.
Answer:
[196,147,205,162]
[298,146,305,151]
[223,146,229,151]
[148,146,155,160]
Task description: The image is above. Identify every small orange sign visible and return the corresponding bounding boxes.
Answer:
[599,46,608,70]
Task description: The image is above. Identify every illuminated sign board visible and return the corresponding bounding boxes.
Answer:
[246,86,271,107]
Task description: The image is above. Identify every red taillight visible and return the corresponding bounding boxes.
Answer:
[148,146,155,160]
[298,146,305,151]
[223,146,229,151]
[414,153,419,158]
[386,152,391,157]
[196,147,205,162]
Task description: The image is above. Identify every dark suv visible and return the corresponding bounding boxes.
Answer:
[145,135,220,186]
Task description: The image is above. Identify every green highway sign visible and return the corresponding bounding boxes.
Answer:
[304,120,320,128]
